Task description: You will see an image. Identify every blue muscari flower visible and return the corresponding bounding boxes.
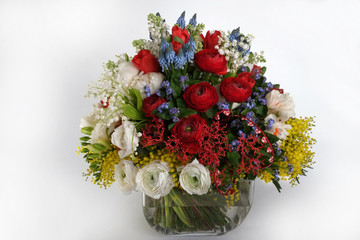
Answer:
[229,27,240,42]
[217,101,230,110]
[179,76,188,83]
[158,50,168,71]
[161,37,170,51]
[172,116,180,123]
[161,80,170,88]
[183,36,195,62]
[144,85,151,98]
[288,164,294,174]
[170,107,180,116]
[266,118,275,130]
[166,45,175,66]
[176,11,186,29]
[174,48,187,70]
[166,87,175,96]
[189,13,197,26]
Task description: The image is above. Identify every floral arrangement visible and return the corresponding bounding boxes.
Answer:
[77,11,316,233]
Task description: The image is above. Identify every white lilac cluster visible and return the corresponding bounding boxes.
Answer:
[216,30,254,72]
[133,14,170,58]
[114,159,211,198]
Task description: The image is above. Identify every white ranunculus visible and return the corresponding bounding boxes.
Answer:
[114,160,138,194]
[111,120,139,159]
[179,159,211,195]
[135,161,174,199]
[90,123,109,144]
[265,90,295,122]
[264,114,292,142]
[116,61,140,86]
[128,72,165,99]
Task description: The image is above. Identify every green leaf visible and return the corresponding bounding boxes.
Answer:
[81,142,90,146]
[226,132,236,142]
[81,127,93,135]
[173,36,185,46]
[167,122,176,131]
[93,143,106,151]
[125,53,130,62]
[261,66,267,75]
[255,105,267,117]
[123,104,145,120]
[226,151,240,166]
[264,132,280,143]
[192,70,201,80]
[80,136,91,142]
[204,107,218,119]
[179,108,197,118]
[133,88,143,110]
[176,97,187,109]
[170,79,182,97]
[272,179,282,193]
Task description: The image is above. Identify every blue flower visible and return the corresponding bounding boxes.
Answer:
[230,140,240,150]
[230,119,242,129]
[259,98,267,105]
[179,76,188,83]
[170,107,180,116]
[288,164,294,174]
[246,111,256,122]
[183,36,195,62]
[266,118,275,130]
[157,102,169,113]
[217,101,230,110]
[161,80,170,88]
[274,169,280,181]
[182,84,189,91]
[176,11,186,29]
[156,89,161,97]
[166,87,175,96]
[189,13,197,26]
[174,48,187,70]
[166,45,175,66]
[229,27,240,42]
[172,116,180,123]
[241,65,247,72]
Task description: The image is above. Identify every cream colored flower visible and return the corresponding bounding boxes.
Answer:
[111,120,139,159]
[135,161,174,199]
[128,72,165,99]
[114,160,138,194]
[116,61,140,85]
[264,114,292,142]
[265,90,295,121]
[179,159,211,195]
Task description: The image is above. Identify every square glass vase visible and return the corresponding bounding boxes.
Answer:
[142,179,254,236]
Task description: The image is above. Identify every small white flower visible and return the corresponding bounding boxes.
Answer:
[136,161,174,199]
[111,120,139,159]
[265,90,295,122]
[179,159,211,195]
[114,160,138,194]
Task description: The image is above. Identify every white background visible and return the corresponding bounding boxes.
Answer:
[1,0,359,239]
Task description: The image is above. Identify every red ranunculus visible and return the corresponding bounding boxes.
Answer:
[171,114,206,154]
[183,82,219,112]
[142,94,166,116]
[237,72,255,88]
[201,30,221,49]
[132,49,160,73]
[220,77,252,103]
[171,25,190,54]
[250,65,262,78]
[194,49,227,75]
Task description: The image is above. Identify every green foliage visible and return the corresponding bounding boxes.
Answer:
[123,104,145,120]
[226,151,240,166]
[81,127,93,135]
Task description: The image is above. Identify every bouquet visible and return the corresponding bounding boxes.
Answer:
[77,11,316,235]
